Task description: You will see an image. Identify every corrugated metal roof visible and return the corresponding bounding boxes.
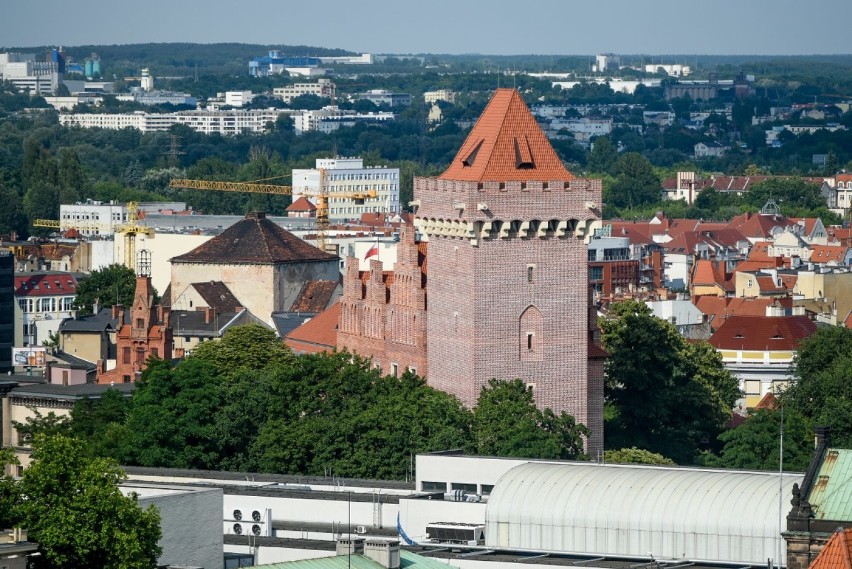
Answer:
[485,462,802,565]
[810,449,852,521]
[249,550,455,569]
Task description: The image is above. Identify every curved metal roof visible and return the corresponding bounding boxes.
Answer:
[485,462,803,565]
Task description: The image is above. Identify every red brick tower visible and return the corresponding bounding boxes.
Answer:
[98,275,172,384]
[413,89,603,451]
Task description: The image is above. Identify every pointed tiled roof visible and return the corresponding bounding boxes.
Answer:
[171,212,335,265]
[808,528,852,569]
[287,196,317,212]
[439,89,574,182]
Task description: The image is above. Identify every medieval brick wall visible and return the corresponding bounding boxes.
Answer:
[414,176,603,453]
[337,227,427,376]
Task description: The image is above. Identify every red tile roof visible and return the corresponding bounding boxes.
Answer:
[709,315,816,351]
[754,392,777,410]
[694,296,793,330]
[810,245,850,264]
[171,211,335,265]
[439,89,574,182]
[726,212,789,240]
[14,273,78,297]
[691,259,734,292]
[748,241,776,261]
[285,302,340,354]
[808,528,852,569]
[286,196,317,212]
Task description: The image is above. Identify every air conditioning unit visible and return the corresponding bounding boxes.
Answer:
[233,523,243,535]
[252,524,262,536]
[252,510,262,522]
[233,509,243,521]
[355,525,367,534]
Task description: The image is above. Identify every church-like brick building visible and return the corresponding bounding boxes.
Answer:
[338,89,605,452]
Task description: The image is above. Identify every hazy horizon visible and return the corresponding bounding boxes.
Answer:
[2,0,850,56]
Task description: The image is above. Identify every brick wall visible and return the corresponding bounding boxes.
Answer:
[415,176,603,453]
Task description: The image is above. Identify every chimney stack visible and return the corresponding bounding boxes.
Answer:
[205,306,215,324]
[363,539,400,569]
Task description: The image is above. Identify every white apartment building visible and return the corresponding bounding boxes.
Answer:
[15,273,78,347]
[423,90,456,104]
[273,79,334,103]
[550,117,612,142]
[293,107,394,135]
[60,201,127,235]
[292,157,400,221]
[59,109,289,135]
[224,91,254,107]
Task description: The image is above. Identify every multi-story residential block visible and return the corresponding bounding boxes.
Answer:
[59,109,290,135]
[587,236,639,301]
[14,272,78,347]
[550,118,612,142]
[273,79,334,103]
[115,89,197,106]
[292,107,394,134]
[709,313,816,408]
[423,90,455,104]
[292,157,400,221]
[359,90,412,107]
[694,141,730,158]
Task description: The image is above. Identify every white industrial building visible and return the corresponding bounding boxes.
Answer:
[0,52,63,95]
[59,109,290,135]
[121,451,803,569]
[292,157,400,221]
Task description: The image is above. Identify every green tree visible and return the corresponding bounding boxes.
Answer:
[606,152,661,210]
[73,264,138,315]
[471,379,588,460]
[784,327,852,447]
[12,409,73,444]
[58,147,86,204]
[0,448,21,528]
[705,408,813,471]
[122,358,225,469]
[192,324,294,377]
[0,179,26,236]
[18,435,162,569]
[586,136,618,175]
[604,447,676,465]
[601,300,740,463]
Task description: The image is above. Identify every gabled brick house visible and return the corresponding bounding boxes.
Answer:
[97,275,172,383]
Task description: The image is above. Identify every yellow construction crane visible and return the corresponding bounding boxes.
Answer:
[33,203,154,271]
[32,219,102,233]
[115,201,154,270]
[169,170,377,253]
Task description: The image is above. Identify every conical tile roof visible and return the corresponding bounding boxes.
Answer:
[439,88,574,182]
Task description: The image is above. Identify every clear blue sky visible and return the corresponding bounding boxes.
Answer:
[2,0,850,55]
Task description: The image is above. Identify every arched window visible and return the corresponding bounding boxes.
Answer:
[519,305,544,362]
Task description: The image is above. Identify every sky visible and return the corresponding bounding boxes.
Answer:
[1,0,850,56]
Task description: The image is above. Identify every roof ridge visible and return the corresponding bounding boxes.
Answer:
[258,217,275,261]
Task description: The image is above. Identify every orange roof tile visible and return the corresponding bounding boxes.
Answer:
[811,245,850,264]
[285,302,340,354]
[286,196,317,212]
[808,528,852,569]
[439,89,574,182]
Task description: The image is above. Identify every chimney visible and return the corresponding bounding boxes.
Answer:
[815,426,831,450]
[363,539,400,569]
[336,537,365,556]
[205,306,215,325]
[111,304,122,319]
[92,298,101,314]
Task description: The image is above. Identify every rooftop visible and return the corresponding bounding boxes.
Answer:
[171,211,335,265]
[439,89,574,182]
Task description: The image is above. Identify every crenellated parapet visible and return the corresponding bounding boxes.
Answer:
[413,177,602,245]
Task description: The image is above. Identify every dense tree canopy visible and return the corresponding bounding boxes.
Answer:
[15,435,162,569]
[472,379,588,460]
[73,264,145,315]
[783,327,852,447]
[601,300,740,463]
